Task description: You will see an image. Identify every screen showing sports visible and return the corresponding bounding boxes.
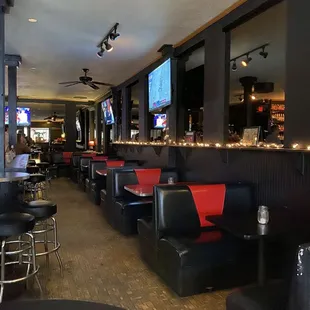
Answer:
[5,107,31,126]
[153,114,167,129]
[148,58,171,112]
[101,98,115,125]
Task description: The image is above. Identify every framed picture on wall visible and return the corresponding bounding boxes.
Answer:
[242,126,260,146]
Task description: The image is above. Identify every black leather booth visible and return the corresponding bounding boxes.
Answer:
[226,243,310,310]
[71,154,82,183]
[138,183,257,296]
[102,168,178,235]
[50,152,69,177]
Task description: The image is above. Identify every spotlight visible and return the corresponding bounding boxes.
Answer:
[104,41,113,52]
[251,95,256,100]
[232,61,237,72]
[239,95,244,102]
[97,48,105,58]
[241,54,252,67]
[110,32,120,41]
[259,47,268,58]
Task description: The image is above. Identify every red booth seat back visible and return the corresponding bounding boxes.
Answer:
[63,152,73,164]
[188,184,226,227]
[107,160,125,167]
[134,169,161,185]
[93,156,108,161]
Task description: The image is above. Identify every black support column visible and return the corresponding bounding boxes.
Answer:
[121,87,131,141]
[8,66,17,145]
[138,74,149,142]
[285,0,310,146]
[84,109,89,150]
[111,88,120,141]
[95,103,102,151]
[64,103,76,151]
[0,4,5,170]
[89,109,95,141]
[203,26,230,144]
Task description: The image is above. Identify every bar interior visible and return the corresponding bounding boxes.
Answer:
[0,0,309,309]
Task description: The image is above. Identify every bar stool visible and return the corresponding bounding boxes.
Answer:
[37,162,51,191]
[26,166,40,174]
[0,212,42,302]
[24,174,47,201]
[22,200,63,275]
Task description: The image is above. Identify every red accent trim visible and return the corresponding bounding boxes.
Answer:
[106,160,125,167]
[188,184,226,227]
[93,156,108,161]
[195,231,222,243]
[134,169,161,185]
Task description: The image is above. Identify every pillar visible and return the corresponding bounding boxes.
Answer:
[89,109,95,141]
[8,65,17,146]
[203,26,230,144]
[0,5,5,170]
[121,87,131,141]
[285,0,310,146]
[64,103,76,151]
[84,109,89,149]
[95,102,102,151]
[138,74,149,141]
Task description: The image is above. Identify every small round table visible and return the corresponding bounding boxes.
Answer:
[0,172,30,213]
[0,300,125,310]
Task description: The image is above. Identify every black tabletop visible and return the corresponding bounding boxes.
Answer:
[207,210,294,240]
[1,300,125,310]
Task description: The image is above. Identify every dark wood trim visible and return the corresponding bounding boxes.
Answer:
[138,74,149,141]
[121,87,131,140]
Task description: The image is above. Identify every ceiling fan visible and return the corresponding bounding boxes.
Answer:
[44,112,64,122]
[59,68,114,90]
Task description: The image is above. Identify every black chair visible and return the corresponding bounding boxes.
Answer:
[138,183,257,296]
[70,154,82,183]
[78,157,93,191]
[226,242,310,310]
[103,167,179,235]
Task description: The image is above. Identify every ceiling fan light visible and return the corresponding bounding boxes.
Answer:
[104,41,113,52]
[110,32,120,41]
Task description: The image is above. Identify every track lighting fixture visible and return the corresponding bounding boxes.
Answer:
[97,48,105,58]
[259,46,268,58]
[230,43,269,70]
[241,54,252,67]
[96,22,120,57]
[104,41,113,52]
[232,61,237,72]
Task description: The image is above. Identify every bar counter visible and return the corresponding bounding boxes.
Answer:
[113,143,310,211]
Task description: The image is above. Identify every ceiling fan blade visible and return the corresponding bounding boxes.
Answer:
[64,82,81,88]
[86,82,99,90]
[92,81,114,87]
[59,81,79,85]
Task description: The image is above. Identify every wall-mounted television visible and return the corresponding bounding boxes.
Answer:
[5,107,31,126]
[153,114,167,129]
[101,98,115,125]
[148,58,172,112]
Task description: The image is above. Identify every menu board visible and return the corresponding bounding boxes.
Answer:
[242,127,260,146]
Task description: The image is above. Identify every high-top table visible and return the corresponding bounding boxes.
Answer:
[0,172,30,213]
[0,300,125,310]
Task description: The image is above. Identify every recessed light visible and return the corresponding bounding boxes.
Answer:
[28,18,37,23]
[31,67,36,70]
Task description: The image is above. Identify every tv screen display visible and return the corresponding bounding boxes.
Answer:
[101,98,115,125]
[5,107,31,126]
[148,58,171,112]
[153,114,167,129]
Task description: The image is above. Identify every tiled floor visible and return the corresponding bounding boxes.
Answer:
[36,178,229,309]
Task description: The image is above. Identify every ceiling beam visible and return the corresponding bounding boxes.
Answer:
[0,0,14,13]
[5,54,21,67]
[4,96,95,105]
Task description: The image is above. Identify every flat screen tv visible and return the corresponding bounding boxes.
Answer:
[5,107,31,126]
[101,98,115,125]
[148,58,171,112]
[153,114,167,129]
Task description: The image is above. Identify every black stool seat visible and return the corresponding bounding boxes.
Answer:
[28,160,36,166]
[28,174,46,183]
[23,200,57,219]
[37,162,49,169]
[0,300,125,310]
[27,166,40,174]
[0,212,35,237]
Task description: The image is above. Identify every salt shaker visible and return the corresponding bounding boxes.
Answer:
[257,205,269,225]
[168,177,175,184]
